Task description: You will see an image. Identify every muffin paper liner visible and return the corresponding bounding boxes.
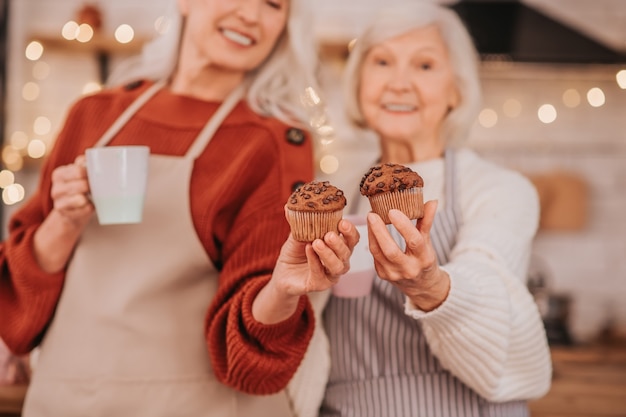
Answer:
[368,188,424,224]
[287,209,344,242]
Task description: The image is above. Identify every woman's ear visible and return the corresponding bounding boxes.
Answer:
[449,87,461,110]
[177,0,189,17]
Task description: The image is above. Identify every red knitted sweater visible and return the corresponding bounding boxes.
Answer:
[0,81,315,394]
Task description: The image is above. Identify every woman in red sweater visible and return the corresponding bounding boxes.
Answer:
[0,0,358,416]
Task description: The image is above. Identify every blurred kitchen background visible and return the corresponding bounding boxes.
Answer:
[2,0,626,348]
[1,0,626,415]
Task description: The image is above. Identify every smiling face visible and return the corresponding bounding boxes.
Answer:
[358,25,460,149]
[178,0,289,75]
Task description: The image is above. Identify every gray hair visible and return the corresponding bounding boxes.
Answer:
[107,0,320,127]
[342,2,482,145]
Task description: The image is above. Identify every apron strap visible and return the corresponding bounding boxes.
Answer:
[185,84,246,159]
[92,79,246,158]
[93,80,167,148]
[443,148,461,220]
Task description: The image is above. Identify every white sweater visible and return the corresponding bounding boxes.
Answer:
[346,148,552,402]
[290,148,552,417]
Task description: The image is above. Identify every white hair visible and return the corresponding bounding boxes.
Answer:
[107,0,321,127]
[342,2,482,145]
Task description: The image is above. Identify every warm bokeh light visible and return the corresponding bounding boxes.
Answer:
[27,139,47,159]
[478,108,498,128]
[154,15,171,35]
[76,23,94,43]
[25,41,44,61]
[0,170,15,189]
[2,146,23,168]
[319,155,339,174]
[502,99,522,118]
[587,87,605,107]
[115,24,135,43]
[61,20,80,40]
[616,69,626,89]
[2,184,26,205]
[32,61,51,80]
[22,82,40,101]
[33,116,52,136]
[538,104,557,124]
[317,124,335,137]
[562,89,581,108]
[309,113,327,129]
[82,81,102,95]
[348,38,357,52]
[10,131,29,150]
[302,86,321,107]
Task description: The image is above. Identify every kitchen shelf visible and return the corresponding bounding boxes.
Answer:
[28,32,149,83]
[29,32,147,54]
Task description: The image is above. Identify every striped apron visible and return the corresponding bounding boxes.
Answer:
[321,150,528,417]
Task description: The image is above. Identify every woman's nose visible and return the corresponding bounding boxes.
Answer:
[236,0,261,24]
[386,69,412,92]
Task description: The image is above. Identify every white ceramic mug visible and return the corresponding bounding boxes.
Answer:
[85,145,150,225]
[332,214,377,298]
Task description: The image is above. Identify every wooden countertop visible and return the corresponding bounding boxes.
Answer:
[0,384,27,416]
[2,344,625,416]
[529,343,626,417]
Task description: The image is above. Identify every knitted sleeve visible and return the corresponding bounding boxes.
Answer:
[405,156,552,402]
[205,122,316,395]
[0,99,91,354]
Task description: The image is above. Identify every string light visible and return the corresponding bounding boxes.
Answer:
[538,104,557,124]
[115,24,135,44]
[587,87,605,107]
[616,69,626,89]
[478,108,498,128]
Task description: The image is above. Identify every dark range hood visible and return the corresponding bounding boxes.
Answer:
[450,0,626,64]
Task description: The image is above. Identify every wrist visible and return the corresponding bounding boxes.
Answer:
[407,270,451,312]
[252,278,301,325]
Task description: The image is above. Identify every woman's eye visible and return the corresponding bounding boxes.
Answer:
[266,0,282,9]
[375,59,389,66]
[420,62,432,70]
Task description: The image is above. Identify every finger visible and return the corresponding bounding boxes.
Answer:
[51,164,86,183]
[312,234,349,276]
[366,212,385,259]
[51,179,91,201]
[305,243,337,288]
[388,209,420,242]
[74,155,87,167]
[338,218,360,250]
[367,211,404,264]
[54,193,92,212]
[416,200,438,234]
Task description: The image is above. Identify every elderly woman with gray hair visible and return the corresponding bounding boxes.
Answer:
[0,0,359,416]
[320,2,552,416]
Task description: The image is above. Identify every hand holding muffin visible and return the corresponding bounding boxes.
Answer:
[252,181,360,324]
[359,163,450,311]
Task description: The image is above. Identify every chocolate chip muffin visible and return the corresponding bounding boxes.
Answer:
[360,163,424,224]
[286,180,347,242]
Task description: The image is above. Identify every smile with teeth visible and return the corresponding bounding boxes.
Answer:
[383,103,416,112]
[221,29,254,46]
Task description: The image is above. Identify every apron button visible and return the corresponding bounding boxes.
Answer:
[286,128,306,145]
[291,181,306,192]
[124,80,144,91]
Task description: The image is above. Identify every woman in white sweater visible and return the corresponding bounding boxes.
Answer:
[320,2,552,416]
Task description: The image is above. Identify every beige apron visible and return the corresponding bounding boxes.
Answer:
[23,81,293,417]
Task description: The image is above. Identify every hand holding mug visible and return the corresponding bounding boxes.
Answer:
[50,155,95,229]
